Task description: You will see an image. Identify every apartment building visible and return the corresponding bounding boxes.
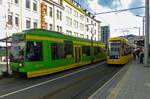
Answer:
[40,0,63,32]
[0,0,101,41]
[63,0,101,41]
[0,0,40,39]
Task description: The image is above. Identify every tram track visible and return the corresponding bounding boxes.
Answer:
[0,62,122,99]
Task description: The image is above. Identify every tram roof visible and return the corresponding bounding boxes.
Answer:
[13,29,105,46]
[108,37,128,42]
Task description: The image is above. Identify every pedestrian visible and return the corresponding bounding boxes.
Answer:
[136,48,140,59]
[133,49,137,60]
[139,50,144,64]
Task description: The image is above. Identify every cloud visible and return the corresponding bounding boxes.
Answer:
[97,0,121,9]
[128,0,144,16]
[75,0,94,12]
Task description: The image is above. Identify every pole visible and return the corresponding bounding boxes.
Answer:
[138,27,141,37]
[91,28,94,64]
[144,0,149,67]
[142,17,145,37]
[6,38,9,74]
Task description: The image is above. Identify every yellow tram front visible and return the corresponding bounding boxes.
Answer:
[107,37,132,65]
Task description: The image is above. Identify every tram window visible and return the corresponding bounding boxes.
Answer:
[82,46,90,56]
[64,41,73,58]
[51,43,64,60]
[26,41,43,61]
[109,43,120,56]
[94,47,100,55]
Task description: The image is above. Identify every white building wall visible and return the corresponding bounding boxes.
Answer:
[0,0,40,39]
[42,0,63,32]
[63,0,100,40]
[21,0,40,30]
[0,0,101,41]
[45,3,54,30]
[0,0,7,39]
[54,6,63,32]
[63,1,85,38]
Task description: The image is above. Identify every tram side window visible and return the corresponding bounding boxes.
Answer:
[26,41,43,61]
[51,43,64,60]
[122,43,126,56]
[82,46,90,56]
[94,47,100,55]
[64,41,73,58]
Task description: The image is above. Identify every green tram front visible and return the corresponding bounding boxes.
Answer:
[10,33,42,76]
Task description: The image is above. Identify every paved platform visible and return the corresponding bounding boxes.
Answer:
[106,60,150,99]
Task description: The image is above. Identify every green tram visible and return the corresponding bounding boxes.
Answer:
[10,29,106,78]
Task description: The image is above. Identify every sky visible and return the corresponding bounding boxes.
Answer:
[76,0,145,37]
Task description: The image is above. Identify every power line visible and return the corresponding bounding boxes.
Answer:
[95,6,145,15]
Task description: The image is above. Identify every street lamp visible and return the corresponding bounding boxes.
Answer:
[136,15,145,38]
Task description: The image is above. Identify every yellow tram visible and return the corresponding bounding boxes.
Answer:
[107,37,133,65]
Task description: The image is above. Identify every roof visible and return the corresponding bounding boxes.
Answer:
[13,29,104,45]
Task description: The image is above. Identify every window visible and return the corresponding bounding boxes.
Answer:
[86,26,89,32]
[87,35,89,39]
[49,7,52,17]
[87,18,89,22]
[26,18,31,29]
[57,10,59,19]
[51,43,64,60]
[57,25,59,31]
[45,5,47,15]
[33,0,37,11]
[64,41,73,58]
[60,26,62,32]
[15,14,19,26]
[74,32,78,37]
[91,20,93,24]
[73,20,78,29]
[94,47,101,55]
[74,10,78,17]
[94,30,96,34]
[66,17,72,26]
[8,14,13,25]
[80,34,84,38]
[49,24,52,30]
[80,23,84,31]
[82,46,90,56]
[26,41,43,61]
[60,11,62,20]
[66,30,72,35]
[33,20,38,28]
[80,14,84,21]
[66,5,72,14]
[15,0,19,4]
[26,0,30,9]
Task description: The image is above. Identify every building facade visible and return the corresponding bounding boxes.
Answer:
[101,26,110,43]
[0,0,101,41]
[0,0,40,39]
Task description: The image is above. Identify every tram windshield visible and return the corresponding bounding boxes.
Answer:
[10,34,25,62]
[108,41,120,57]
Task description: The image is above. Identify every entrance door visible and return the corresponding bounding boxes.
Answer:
[74,46,81,63]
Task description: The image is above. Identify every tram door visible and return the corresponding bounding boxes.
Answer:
[74,46,81,63]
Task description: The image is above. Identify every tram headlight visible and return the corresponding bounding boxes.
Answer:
[19,63,23,67]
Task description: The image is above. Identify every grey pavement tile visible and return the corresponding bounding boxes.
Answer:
[116,61,150,99]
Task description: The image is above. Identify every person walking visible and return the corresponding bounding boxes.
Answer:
[139,50,144,64]
[133,49,137,60]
